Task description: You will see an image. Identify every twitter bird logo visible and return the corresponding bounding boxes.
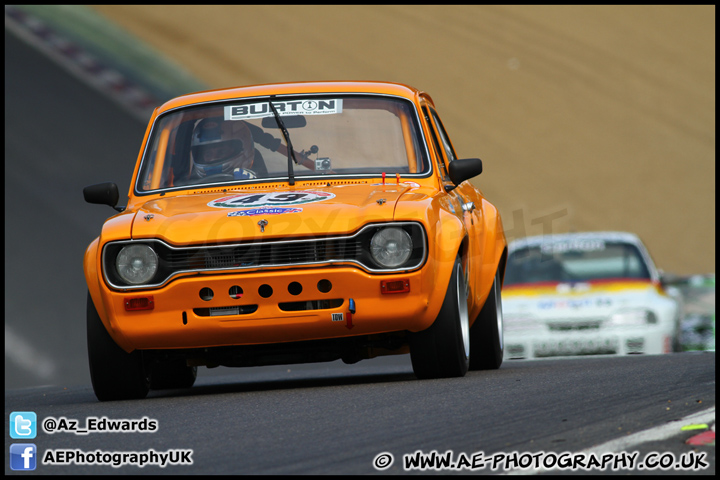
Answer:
[10,412,37,439]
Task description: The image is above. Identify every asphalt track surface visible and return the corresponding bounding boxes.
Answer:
[5,29,146,390]
[4,23,715,475]
[4,353,716,474]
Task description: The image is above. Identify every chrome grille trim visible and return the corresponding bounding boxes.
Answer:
[102,222,427,290]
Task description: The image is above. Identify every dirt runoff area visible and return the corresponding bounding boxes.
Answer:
[91,5,715,275]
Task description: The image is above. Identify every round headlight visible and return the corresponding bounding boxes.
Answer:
[370,227,413,268]
[116,244,158,285]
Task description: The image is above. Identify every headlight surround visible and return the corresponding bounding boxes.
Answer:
[102,223,427,290]
[115,244,158,285]
[370,227,413,268]
[608,309,658,327]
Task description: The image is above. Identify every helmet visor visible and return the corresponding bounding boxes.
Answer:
[192,139,244,165]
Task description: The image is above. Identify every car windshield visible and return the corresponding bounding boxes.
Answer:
[136,95,430,193]
[504,240,651,285]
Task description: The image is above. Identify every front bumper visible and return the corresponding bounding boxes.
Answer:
[503,327,673,360]
[98,266,434,352]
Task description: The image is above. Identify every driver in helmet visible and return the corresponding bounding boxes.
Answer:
[190,117,257,180]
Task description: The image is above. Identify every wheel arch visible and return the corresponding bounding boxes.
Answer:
[467,200,507,325]
[84,237,136,353]
[411,210,468,332]
[84,238,105,317]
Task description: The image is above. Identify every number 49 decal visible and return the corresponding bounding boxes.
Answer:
[209,191,335,208]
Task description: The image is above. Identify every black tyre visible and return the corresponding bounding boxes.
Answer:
[150,360,197,390]
[87,292,150,401]
[469,268,504,370]
[410,256,470,379]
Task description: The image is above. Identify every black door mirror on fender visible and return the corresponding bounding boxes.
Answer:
[446,158,483,191]
[83,182,124,212]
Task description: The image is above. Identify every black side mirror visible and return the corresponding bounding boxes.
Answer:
[448,158,483,186]
[83,182,123,212]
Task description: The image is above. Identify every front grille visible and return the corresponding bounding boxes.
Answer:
[193,305,259,317]
[166,239,363,270]
[103,222,426,290]
[279,298,344,312]
[547,320,602,331]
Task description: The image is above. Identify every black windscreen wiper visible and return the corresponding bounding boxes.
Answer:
[268,98,299,186]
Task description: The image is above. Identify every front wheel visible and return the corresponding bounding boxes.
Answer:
[469,268,504,370]
[410,256,470,379]
[87,292,149,401]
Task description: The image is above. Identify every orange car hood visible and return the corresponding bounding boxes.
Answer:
[131,184,416,244]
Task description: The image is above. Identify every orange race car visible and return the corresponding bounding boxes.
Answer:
[83,81,507,401]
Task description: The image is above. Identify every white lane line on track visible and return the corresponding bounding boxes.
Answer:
[580,407,715,453]
[4,325,57,380]
[506,406,715,475]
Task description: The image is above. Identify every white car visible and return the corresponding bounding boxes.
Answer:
[502,232,681,360]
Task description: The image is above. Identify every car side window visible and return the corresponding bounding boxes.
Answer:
[422,106,450,181]
[430,108,458,163]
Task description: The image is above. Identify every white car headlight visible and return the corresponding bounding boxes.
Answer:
[370,227,413,268]
[116,244,158,285]
[608,309,658,327]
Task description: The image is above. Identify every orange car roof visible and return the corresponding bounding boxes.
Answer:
[156,81,429,114]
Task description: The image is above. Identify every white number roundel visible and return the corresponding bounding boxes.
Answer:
[209,191,335,208]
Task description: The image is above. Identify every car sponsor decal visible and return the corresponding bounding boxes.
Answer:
[227,207,303,217]
[540,239,606,254]
[224,99,343,120]
[537,297,613,309]
[209,191,335,209]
